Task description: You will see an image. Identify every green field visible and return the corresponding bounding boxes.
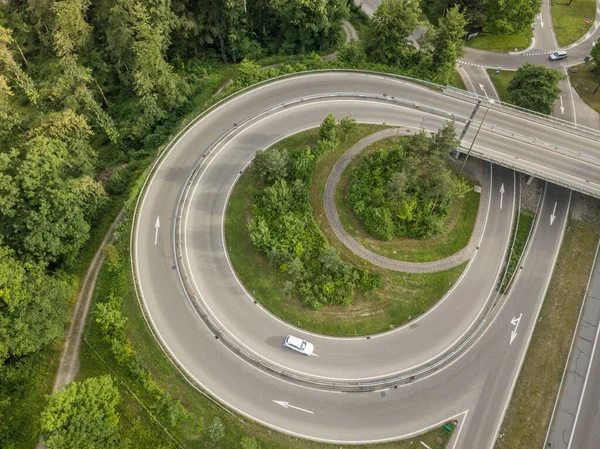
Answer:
[486,69,516,104]
[551,0,596,47]
[465,31,532,52]
[570,64,600,114]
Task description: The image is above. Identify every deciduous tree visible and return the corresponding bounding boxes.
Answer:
[41,375,121,449]
[0,245,74,365]
[428,6,467,84]
[485,0,537,35]
[364,0,421,66]
[508,63,562,114]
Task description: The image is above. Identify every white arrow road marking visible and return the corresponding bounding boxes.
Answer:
[540,17,544,28]
[479,83,488,99]
[560,96,565,115]
[154,216,160,245]
[500,183,505,210]
[273,400,314,414]
[510,313,523,345]
[550,202,557,226]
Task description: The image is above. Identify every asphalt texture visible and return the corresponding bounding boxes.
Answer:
[133,72,580,446]
[131,2,600,446]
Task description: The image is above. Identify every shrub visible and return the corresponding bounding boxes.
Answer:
[207,416,225,442]
[348,124,462,240]
[105,167,132,195]
[240,436,260,449]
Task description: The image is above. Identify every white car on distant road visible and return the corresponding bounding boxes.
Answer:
[283,335,314,356]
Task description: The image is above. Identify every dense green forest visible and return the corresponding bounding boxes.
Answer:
[0,0,513,446]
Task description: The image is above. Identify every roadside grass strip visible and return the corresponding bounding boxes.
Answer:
[335,136,480,262]
[551,0,597,48]
[465,31,532,53]
[226,125,466,337]
[570,64,600,114]
[494,218,600,449]
[498,208,535,294]
[486,69,516,105]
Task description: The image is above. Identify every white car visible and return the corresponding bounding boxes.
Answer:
[549,50,567,61]
[283,335,314,356]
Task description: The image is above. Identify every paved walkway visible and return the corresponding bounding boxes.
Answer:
[323,128,490,273]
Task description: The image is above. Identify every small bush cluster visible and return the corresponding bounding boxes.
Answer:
[208,416,225,443]
[247,115,382,309]
[94,243,188,428]
[348,123,472,240]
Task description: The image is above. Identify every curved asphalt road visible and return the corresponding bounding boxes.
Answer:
[182,99,513,382]
[134,72,582,446]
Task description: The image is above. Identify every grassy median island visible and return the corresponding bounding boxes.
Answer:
[486,69,515,104]
[226,124,465,337]
[551,0,596,47]
[495,217,600,449]
[570,64,600,114]
[499,209,534,293]
[335,136,480,262]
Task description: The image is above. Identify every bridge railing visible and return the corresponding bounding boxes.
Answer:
[444,85,600,140]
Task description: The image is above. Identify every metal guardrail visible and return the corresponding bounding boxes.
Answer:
[171,92,560,391]
[131,70,600,395]
[444,85,600,140]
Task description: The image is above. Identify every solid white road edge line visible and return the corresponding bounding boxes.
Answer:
[487,187,572,449]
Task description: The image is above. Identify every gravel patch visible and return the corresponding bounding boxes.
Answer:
[570,193,600,225]
[520,174,544,213]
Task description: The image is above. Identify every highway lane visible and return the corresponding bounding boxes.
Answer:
[533,1,559,51]
[133,73,577,444]
[464,184,572,449]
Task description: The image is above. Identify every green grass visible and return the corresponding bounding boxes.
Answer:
[486,69,516,104]
[448,69,467,90]
[76,218,453,449]
[495,218,600,449]
[225,125,466,337]
[570,64,600,114]
[466,31,532,52]
[335,136,480,262]
[499,209,534,293]
[551,0,596,47]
